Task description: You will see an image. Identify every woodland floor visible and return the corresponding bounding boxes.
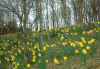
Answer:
[0,33,100,69]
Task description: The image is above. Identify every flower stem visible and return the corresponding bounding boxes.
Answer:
[80,55,87,69]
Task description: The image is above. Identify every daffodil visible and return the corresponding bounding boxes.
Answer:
[53,58,59,64]
[38,48,41,51]
[82,31,86,35]
[70,42,76,47]
[63,56,68,61]
[22,47,24,50]
[5,57,10,62]
[82,49,87,55]
[81,37,87,44]
[11,56,15,61]
[62,42,67,46]
[74,32,78,36]
[26,64,31,68]
[75,49,79,54]
[0,60,1,64]
[15,53,18,56]
[61,35,64,40]
[18,48,21,54]
[38,60,41,63]
[88,39,96,44]
[38,53,42,57]
[16,62,20,66]
[87,30,93,34]
[3,42,8,47]
[49,28,53,32]
[32,50,36,55]
[45,44,49,47]
[65,28,69,32]
[43,46,47,51]
[45,59,49,63]
[27,41,30,45]
[72,26,76,30]
[78,42,84,47]
[12,61,16,64]
[33,56,36,59]
[34,44,39,49]
[0,51,3,55]
[51,43,56,47]
[8,50,13,54]
[12,67,16,69]
[32,58,36,62]
[86,46,91,50]
[61,29,65,32]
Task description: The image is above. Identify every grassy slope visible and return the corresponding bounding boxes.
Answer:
[0,33,18,40]
[0,24,100,69]
[0,33,100,69]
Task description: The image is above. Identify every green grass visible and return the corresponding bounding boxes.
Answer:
[0,23,100,69]
[0,33,18,40]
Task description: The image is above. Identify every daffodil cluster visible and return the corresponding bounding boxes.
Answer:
[0,22,100,69]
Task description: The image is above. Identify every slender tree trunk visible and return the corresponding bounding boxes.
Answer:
[23,0,27,33]
[60,0,67,26]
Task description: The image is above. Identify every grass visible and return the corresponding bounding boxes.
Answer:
[0,33,18,40]
[0,23,100,69]
[0,33,100,69]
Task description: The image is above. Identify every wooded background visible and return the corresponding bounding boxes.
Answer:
[0,0,100,34]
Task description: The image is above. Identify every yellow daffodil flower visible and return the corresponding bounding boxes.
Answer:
[18,48,21,54]
[33,56,36,59]
[45,44,49,47]
[51,44,56,47]
[74,32,78,36]
[26,64,31,68]
[8,50,13,54]
[66,28,69,32]
[12,67,16,69]
[43,46,47,51]
[16,62,20,66]
[32,50,36,55]
[62,42,67,47]
[86,46,91,50]
[0,51,3,55]
[75,49,79,54]
[78,42,84,47]
[87,30,93,34]
[63,56,68,61]
[88,39,96,44]
[38,60,41,63]
[70,42,76,47]
[3,42,8,47]
[38,48,41,51]
[61,35,64,40]
[45,59,49,63]
[38,53,42,57]
[61,29,65,32]
[27,41,30,45]
[49,28,52,32]
[11,56,15,61]
[82,31,86,35]
[81,37,87,44]
[53,58,59,64]
[82,49,87,55]
[34,44,39,49]
[72,26,76,30]
[32,58,36,63]
[5,57,10,62]
[0,60,1,64]
[12,61,16,64]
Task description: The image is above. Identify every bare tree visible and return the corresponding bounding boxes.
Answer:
[0,0,34,32]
